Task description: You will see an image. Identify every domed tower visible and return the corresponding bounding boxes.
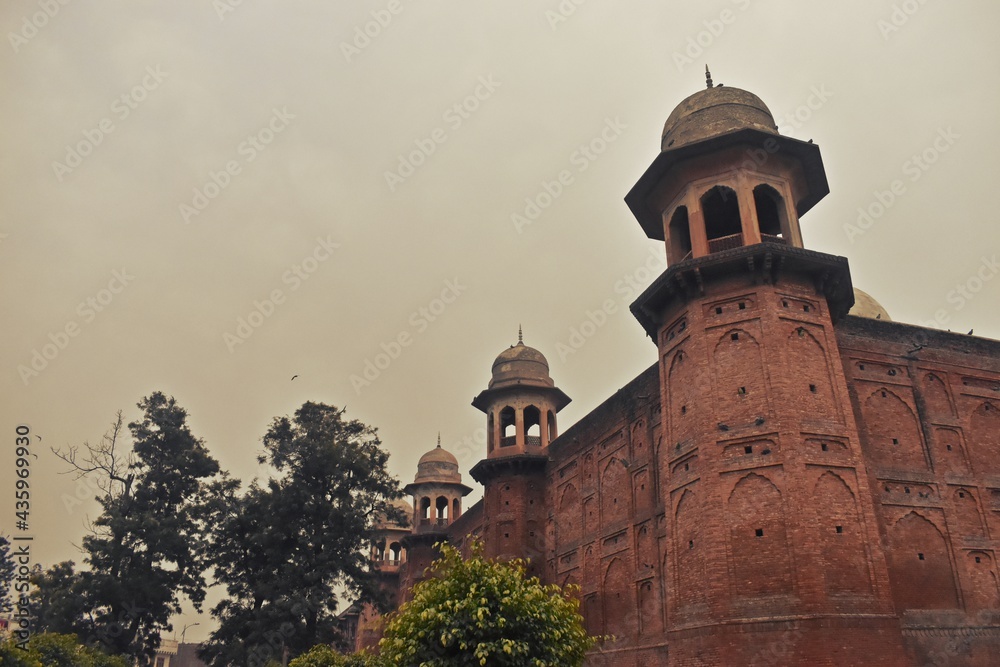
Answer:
[472,328,571,457]
[399,437,472,597]
[370,498,412,570]
[470,330,570,570]
[403,437,473,530]
[627,71,907,665]
[627,71,829,266]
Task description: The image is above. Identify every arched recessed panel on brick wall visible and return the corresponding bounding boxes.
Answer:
[631,419,647,459]
[713,328,770,425]
[583,496,598,536]
[968,402,1000,475]
[674,488,707,607]
[638,579,662,636]
[584,594,602,636]
[930,427,969,475]
[923,373,956,418]
[557,482,581,545]
[667,349,697,444]
[583,452,595,489]
[950,488,987,540]
[633,467,653,514]
[584,545,598,591]
[965,551,1000,611]
[886,511,959,611]
[601,456,629,526]
[727,473,793,597]
[603,557,634,641]
[636,522,656,575]
[813,471,873,595]
[860,388,928,471]
[546,517,556,559]
[787,326,840,422]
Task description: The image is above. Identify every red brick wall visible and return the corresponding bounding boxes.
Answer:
[388,286,1000,666]
[837,316,1000,664]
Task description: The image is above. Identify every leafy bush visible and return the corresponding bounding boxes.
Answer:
[289,644,387,667]
[0,633,127,667]
[379,542,597,667]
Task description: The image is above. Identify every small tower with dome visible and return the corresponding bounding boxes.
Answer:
[399,436,472,599]
[470,330,570,570]
[403,435,473,530]
[471,327,571,458]
[626,67,830,267]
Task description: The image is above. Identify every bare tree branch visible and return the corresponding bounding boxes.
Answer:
[52,411,136,501]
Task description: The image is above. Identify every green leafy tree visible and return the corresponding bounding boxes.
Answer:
[0,633,127,667]
[201,403,403,667]
[379,542,598,667]
[28,561,92,637]
[54,394,221,664]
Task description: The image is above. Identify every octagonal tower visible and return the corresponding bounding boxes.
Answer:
[470,330,570,571]
[627,71,908,665]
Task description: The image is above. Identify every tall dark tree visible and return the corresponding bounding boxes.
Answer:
[54,393,221,665]
[201,403,403,667]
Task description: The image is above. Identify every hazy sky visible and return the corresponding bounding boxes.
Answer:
[3,0,999,644]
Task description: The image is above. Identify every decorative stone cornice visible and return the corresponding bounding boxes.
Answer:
[469,454,548,485]
[630,242,854,338]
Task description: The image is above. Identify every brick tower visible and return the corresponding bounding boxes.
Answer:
[399,437,472,597]
[625,72,909,664]
[470,329,571,573]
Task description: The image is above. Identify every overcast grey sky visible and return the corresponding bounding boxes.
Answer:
[3,0,999,643]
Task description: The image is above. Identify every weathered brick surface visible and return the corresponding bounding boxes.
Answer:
[837,316,1000,664]
[358,285,1000,665]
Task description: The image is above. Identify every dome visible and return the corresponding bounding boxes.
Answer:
[849,288,892,321]
[661,85,778,152]
[376,498,413,530]
[418,444,458,467]
[489,341,553,389]
[414,442,462,484]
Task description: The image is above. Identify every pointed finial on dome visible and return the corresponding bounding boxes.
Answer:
[437,432,441,448]
[518,324,523,345]
[705,64,713,89]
